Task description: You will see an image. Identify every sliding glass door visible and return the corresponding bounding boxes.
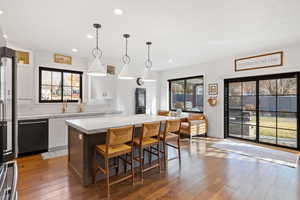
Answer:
[259,77,297,148]
[225,73,299,150]
[228,81,256,140]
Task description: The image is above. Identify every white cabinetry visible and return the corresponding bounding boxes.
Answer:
[88,76,116,102]
[17,65,34,101]
[48,113,122,150]
[48,118,68,150]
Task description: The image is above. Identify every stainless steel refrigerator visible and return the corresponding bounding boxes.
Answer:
[0,47,18,200]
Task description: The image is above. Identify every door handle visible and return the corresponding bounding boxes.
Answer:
[18,120,47,125]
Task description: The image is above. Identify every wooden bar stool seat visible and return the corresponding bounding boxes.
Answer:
[93,125,135,199]
[133,137,158,146]
[159,131,178,140]
[96,144,132,158]
[133,121,161,183]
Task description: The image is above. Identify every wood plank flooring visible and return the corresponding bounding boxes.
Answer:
[17,138,300,200]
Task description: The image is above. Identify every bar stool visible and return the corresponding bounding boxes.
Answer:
[158,119,182,168]
[93,125,135,199]
[133,121,161,183]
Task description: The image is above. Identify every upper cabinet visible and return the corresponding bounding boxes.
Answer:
[15,50,35,102]
[88,75,117,103]
[17,65,34,101]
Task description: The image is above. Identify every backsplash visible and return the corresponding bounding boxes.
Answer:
[17,102,116,116]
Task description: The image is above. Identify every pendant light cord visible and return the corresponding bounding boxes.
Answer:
[147,44,150,61]
[145,42,152,69]
[96,27,99,50]
[125,37,128,56]
[122,34,131,64]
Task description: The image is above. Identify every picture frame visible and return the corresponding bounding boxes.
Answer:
[208,83,218,95]
[235,51,283,72]
[54,54,72,65]
[16,51,30,64]
[107,65,116,75]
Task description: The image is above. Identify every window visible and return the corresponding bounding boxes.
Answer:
[39,67,82,103]
[169,76,203,113]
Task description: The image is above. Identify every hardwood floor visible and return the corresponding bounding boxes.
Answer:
[17,138,300,200]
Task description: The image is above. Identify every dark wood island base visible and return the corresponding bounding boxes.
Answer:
[68,126,163,186]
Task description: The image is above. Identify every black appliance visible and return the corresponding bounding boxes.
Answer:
[18,119,48,156]
[0,47,18,199]
[135,88,146,114]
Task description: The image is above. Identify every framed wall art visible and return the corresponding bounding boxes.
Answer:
[208,83,218,95]
[107,65,116,75]
[235,51,283,72]
[54,54,72,65]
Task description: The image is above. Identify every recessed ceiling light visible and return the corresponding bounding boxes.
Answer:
[168,59,173,63]
[0,10,3,15]
[72,48,78,52]
[3,34,7,39]
[114,9,123,15]
[86,34,94,39]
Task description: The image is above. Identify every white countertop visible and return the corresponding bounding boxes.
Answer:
[66,114,181,134]
[18,110,122,120]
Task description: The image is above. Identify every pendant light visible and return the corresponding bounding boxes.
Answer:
[143,41,156,82]
[118,34,134,79]
[87,23,107,76]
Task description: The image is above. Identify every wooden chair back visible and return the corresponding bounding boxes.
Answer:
[142,122,161,139]
[164,119,181,134]
[106,125,134,147]
[158,110,170,116]
[188,114,205,121]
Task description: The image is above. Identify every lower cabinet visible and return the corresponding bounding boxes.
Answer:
[20,113,122,152]
[18,119,49,156]
[48,118,68,150]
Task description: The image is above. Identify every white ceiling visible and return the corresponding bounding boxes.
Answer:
[1,0,300,71]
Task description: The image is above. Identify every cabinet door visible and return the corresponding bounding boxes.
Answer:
[48,118,68,149]
[89,76,116,100]
[17,66,34,100]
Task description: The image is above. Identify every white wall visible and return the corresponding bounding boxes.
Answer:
[159,42,300,138]
[116,78,159,115]
[0,27,6,47]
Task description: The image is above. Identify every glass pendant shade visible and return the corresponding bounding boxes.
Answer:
[87,55,107,76]
[118,64,134,79]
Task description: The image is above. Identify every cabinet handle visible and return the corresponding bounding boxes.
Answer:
[19,120,47,125]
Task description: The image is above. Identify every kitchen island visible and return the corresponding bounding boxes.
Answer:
[66,114,179,186]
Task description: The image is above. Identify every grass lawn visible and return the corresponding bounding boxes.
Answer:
[250,116,296,139]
